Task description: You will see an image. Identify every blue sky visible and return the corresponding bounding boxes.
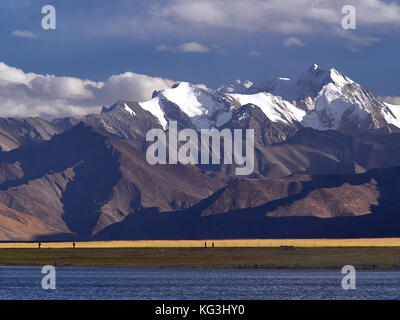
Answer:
[0,0,400,118]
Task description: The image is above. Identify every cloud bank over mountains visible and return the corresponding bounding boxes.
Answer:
[1,60,400,121]
[0,62,175,119]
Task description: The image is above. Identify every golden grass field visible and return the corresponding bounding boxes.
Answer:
[0,246,399,269]
[1,238,400,248]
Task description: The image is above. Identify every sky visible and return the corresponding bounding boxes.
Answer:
[0,0,400,118]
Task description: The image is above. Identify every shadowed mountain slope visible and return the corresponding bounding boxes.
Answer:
[0,123,223,240]
[95,166,400,240]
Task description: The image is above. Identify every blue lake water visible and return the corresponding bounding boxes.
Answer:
[0,266,399,300]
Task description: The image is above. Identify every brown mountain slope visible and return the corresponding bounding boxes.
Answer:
[0,203,63,241]
[0,117,63,151]
[2,105,400,240]
[53,101,400,179]
[200,175,311,216]
[96,166,400,240]
[266,179,379,218]
[0,167,76,233]
[199,175,379,218]
[0,123,224,239]
[92,137,225,234]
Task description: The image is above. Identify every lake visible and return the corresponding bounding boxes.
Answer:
[0,266,399,300]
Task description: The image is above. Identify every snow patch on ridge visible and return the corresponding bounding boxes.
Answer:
[229,92,306,124]
[124,103,136,116]
[382,102,400,128]
[138,96,167,129]
[329,69,354,88]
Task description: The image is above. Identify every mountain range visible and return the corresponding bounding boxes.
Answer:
[1,64,400,241]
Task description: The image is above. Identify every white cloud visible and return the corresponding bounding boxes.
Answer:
[30,0,399,52]
[10,30,38,38]
[153,0,400,34]
[334,27,379,50]
[178,42,210,52]
[0,62,175,119]
[157,42,211,53]
[157,44,174,51]
[283,37,305,47]
[98,72,175,103]
[248,50,262,56]
[380,96,400,105]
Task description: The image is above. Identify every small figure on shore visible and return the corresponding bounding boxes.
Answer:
[73,242,76,249]
[212,242,215,248]
[204,242,207,248]
[38,242,41,249]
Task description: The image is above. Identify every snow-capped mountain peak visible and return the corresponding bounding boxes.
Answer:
[218,78,254,94]
[248,64,354,104]
[161,82,221,118]
[105,65,400,138]
[328,68,354,88]
[134,80,309,131]
[138,81,237,130]
[238,64,400,133]
[290,65,400,132]
[296,64,339,98]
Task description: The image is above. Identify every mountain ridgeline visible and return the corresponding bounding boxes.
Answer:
[1,64,400,240]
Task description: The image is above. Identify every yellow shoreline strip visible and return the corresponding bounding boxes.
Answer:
[1,238,400,248]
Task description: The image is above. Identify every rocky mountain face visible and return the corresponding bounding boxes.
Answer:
[0,64,400,240]
[54,100,164,150]
[96,165,400,240]
[0,123,223,239]
[0,117,63,152]
[0,202,62,241]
